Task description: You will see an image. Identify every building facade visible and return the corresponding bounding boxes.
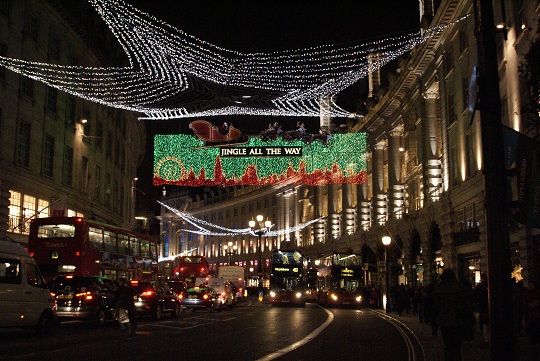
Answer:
[159,0,540,288]
[0,0,146,245]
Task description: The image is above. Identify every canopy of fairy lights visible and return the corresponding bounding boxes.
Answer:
[0,0,467,120]
[159,201,323,237]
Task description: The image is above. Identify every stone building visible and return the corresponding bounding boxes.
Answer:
[159,0,540,288]
[0,0,146,245]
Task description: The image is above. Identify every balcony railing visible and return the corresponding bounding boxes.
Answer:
[453,227,480,246]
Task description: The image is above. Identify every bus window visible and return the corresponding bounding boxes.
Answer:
[89,227,103,250]
[140,242,149,257]
[118,234,129,254]
[130,237,140,256]
[37,223,75,238]
[103,230,116,253]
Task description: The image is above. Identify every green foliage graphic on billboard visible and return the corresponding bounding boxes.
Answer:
[154,134,367,186]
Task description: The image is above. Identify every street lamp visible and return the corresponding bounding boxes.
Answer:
[223,241,237,265]
[382,235,392,313]
[249,214,272,286]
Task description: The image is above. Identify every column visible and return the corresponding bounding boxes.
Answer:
[422,87,443,202]
[388,128,404,219]
[372,141,387,225]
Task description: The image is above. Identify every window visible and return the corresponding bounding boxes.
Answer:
[94,165,101,200]
[459,29,468,54]
[20,75,34,98]
[95,120,103,150]
[105,173,111,206]
[447,94,456,124]
[46,87,57,113]
[37,199,49,218]
[0,258,21,284]
[462,77,469,112]
[66,96,76,126]
[47,33,60,61]
[43,134,54,177]
[8,190,21,233]
[106,131,112,159]
[16,120,31,167]
[444,49,454,73]
[89,227,103,250]
[26,263,46,288]
[22,194,36,232]
[63,146,73,186]
[80,156,89,193]
[103,230,116,253]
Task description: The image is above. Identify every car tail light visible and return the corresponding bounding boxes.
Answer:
[29,252,35,257]
[222,292,226,298]
[75,292,94,301]
[202,294,209,300]
[75,251,81,257]
[178,294,184,300]
[142,290,154,297]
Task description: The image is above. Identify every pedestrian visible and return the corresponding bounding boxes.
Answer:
[522,281,540,347]
[433,269,474,361]
[424,283,438,336]
[115,278,137,333]
[474,273,489,343]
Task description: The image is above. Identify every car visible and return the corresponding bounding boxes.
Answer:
[130,280,180,319]
[167,280,187,295]
[179,286,222,312]
[49,275,116,326]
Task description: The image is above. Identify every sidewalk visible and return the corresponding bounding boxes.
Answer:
[374,309,538,361]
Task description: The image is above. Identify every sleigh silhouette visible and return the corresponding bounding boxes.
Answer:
[189,120,248,146]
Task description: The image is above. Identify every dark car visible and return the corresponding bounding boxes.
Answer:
[180,286,222,312]
[50,275,116,325]
[130,280,180,319]
[167,280,187,295]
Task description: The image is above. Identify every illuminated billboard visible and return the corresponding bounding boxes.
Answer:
[153,133,367,186]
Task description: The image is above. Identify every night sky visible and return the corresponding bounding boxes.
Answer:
[125,0,420,203]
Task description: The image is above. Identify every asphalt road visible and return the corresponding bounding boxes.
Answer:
[0,300,424,361]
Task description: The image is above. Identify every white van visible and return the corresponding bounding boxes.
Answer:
[0,239,56,334]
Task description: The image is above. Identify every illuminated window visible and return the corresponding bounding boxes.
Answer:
[37,199,49,218]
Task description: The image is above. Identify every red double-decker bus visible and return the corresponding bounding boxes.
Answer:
[268,250,306,307]
[28,217,158,281]
[317,252,364,308]
[169,256,209,287]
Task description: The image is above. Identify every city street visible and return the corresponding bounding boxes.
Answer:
[0,300,423,361]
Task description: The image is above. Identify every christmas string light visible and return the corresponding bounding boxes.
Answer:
[159,200,323,237]
[0,0,469,119]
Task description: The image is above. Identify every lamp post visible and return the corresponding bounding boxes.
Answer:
[249,214,272,287]
[382,235,391,313]
[223,241,237,265]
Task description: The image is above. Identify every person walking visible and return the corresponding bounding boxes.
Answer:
[115,278,137,333]
[433,269,474,361]
[474,273,489,344]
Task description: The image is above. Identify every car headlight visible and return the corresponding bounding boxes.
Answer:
[356,296,362,302]
[269,291,276,298]
[295,292,302,298]
[330,294,338,301]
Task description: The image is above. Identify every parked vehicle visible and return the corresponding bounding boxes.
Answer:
[180,286,222,312]
[131,280,180,319]
[49,275,116,325]
[0,239,57,334]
